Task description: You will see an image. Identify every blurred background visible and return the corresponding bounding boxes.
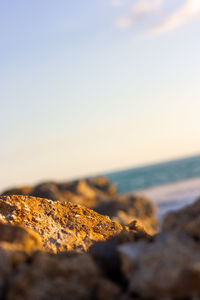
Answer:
[1,0,200,197]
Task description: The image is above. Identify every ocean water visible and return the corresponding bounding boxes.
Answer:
[107,155,200,217]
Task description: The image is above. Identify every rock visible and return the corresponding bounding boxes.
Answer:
[0,195,123,253]
[1,178,157,235]
[58,180,100,207]
[89,220,152,286]
[1,177,115,209]
[119,197,200,299]
[162,197,200,239]
[2,186,33,196]
[0,222,41,252]
[0,222,41,299]
[86,176,116,196]
[119,232,200,299]
[95,194,157,234]
[7,251,122,300]
[31,183,65,202]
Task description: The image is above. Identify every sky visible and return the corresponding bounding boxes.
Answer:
[1,0,200,190]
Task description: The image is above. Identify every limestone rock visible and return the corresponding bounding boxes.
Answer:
[0,195,122,253]
[1,178,157,234]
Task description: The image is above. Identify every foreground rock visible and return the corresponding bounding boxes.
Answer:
[0,223,123,300]
[7,252,122,300]
[1,177,157,234]
[0,195,123,253]
[118,197,200,299]
[0,194,154,300]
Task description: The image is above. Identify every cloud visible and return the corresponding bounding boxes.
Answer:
[115,0,164,28]
[114,0,200,36]
[148,0,200,36]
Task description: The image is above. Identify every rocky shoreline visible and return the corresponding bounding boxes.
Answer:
[0,177,200,299]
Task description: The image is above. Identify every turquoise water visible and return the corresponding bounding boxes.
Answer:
[107,155,200,194]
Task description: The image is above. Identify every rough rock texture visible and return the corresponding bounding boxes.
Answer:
[162,197,200,239]
[118,197,200,299]
[1,178,157,234]
[95,194,157,234]
[0,195,123,253]
[0,194,154,300]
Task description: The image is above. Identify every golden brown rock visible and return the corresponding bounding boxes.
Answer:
[1,178,157,235]
[0,195,122,253]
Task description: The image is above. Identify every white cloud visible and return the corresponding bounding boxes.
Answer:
[116,0,164,28]
[148,0,200,36]
[114,0,200,36]
[131,0,163,18]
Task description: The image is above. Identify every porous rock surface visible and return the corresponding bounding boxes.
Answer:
[0,195,122,253]
[0,194,152,300]
[1,177,157,234]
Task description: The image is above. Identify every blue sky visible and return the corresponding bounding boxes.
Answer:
[1,0,200,190]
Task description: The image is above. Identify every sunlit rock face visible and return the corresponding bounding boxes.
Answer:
[0,195,124,253]
[1,177,157,234]
[0,194,152,300]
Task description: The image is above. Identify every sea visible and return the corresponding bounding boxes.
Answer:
[107,155,200,219]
